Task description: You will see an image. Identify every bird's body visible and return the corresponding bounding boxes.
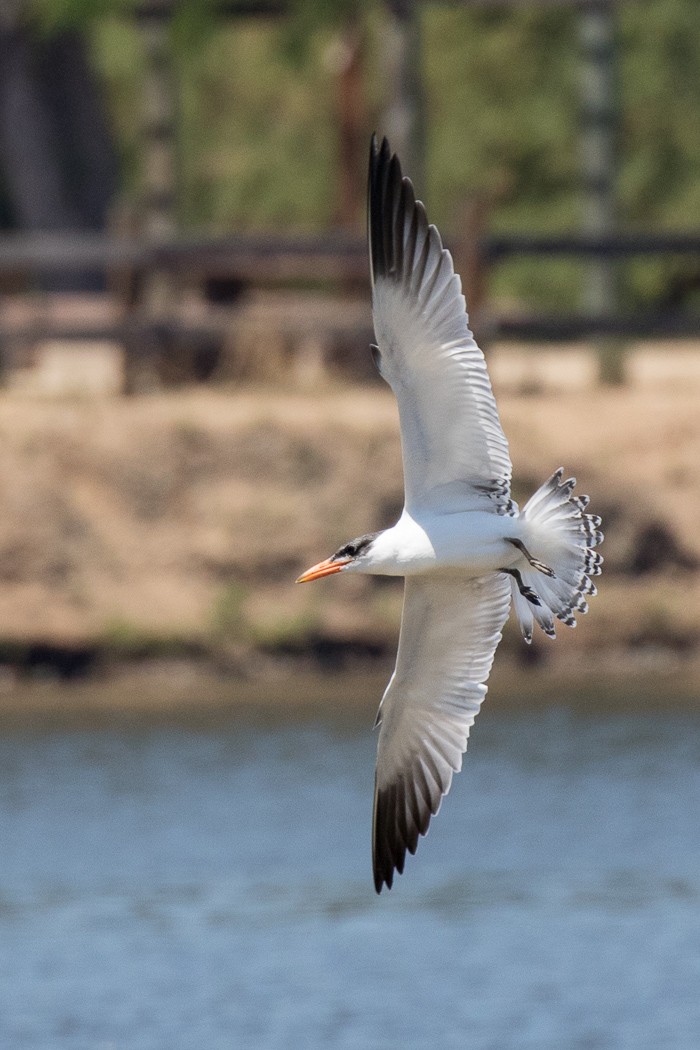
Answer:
[342,508,524,578]
[297,136,603,893]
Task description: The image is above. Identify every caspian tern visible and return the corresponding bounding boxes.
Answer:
[297,135,603,893]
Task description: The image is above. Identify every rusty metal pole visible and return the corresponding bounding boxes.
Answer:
[456,193,492,344]
[334,18,366,232]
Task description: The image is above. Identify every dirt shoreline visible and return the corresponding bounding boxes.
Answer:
[1,655,699,731]
[0,365,699,722]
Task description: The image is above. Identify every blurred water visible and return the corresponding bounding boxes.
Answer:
[1,703,700,1050]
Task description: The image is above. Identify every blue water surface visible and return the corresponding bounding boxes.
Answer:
[1,703,700,1049]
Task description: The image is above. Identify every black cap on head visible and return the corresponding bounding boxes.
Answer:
[333,533,378,561]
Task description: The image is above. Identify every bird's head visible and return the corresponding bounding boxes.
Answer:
[296,533,378,583]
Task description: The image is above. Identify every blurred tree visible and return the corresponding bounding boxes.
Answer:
[3,0,698,309]
[283,0,376,229]
[0,0,119,287]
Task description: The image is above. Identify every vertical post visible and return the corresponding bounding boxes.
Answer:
[128,1,178,391]
[578,0,622,381]
[334,17,366,231]
[141,7,177,246]
[382,0,425,191]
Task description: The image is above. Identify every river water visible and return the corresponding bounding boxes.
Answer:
[1,701,700,1049]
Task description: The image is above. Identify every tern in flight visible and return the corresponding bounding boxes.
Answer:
[297,136,603,893]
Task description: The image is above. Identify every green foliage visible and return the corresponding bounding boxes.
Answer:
[423,4,583,306]
[35,0,700,308]
[170,0,249,55]
[249,607,322,648]
[102,616,194,657]
[30,0,136,33]
[619,0,700,227]
[424,6,580,222]
[282,0,376,66]
[173,16,339,229]
[91,15,146,196]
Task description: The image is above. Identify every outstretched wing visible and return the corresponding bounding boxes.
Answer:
[372,573,511,892]
[369,135,513,516]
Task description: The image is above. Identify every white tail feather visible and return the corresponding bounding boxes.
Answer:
[512,469,603,642]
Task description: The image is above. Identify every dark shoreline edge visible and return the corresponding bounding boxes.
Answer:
[0,651,698,731]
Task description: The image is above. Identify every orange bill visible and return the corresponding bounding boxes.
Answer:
[295,557,351,584]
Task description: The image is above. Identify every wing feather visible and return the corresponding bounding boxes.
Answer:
[372,573,512,892]
[368,135,513,516]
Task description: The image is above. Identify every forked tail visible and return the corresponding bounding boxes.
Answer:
[511,469,603,643]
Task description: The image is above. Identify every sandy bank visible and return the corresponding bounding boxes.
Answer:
[0,366,698,712]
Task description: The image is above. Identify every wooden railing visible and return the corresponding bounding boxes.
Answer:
[0,232,368,285]
[1,228,700,388]
[471,231,700,342]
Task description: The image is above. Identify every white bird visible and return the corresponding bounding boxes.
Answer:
[297,136,603,893]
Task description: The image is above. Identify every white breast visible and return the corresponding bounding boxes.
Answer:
[369,509,521,577]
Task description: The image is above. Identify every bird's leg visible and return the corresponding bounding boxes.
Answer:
[500,567,541,606]
[506,537,556,578]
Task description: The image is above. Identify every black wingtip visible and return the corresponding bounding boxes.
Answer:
[368,134,404,285]
[369,131,388,161]
[372,778,414,895]
[372,762,448,894]
[372,771,399,893]
[373,855,395,895]
[367,133,425,297]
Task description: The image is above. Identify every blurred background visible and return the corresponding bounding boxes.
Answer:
[1,1,700,1047]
